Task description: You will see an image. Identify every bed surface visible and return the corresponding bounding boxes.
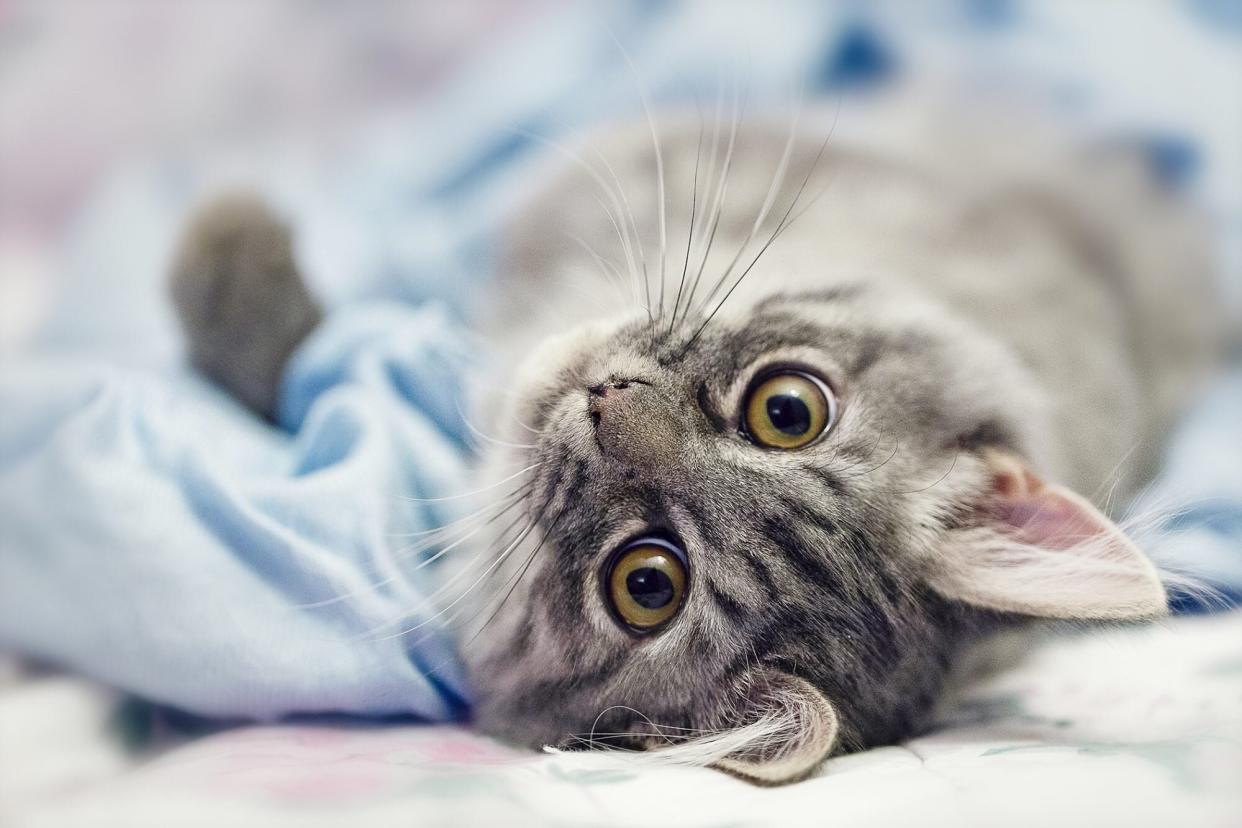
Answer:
[6,611,1241,827]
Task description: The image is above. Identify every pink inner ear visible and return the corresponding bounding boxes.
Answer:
[987,452,1135,556]
[997,491,1116,552]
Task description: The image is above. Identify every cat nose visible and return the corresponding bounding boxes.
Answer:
[587,380,680,470]
[588,379,634,398]
[587,379,637,427]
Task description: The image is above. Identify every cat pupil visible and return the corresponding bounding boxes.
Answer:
[766,394,811,435]
[627,568,674,609]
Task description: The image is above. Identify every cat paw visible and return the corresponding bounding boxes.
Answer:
[169,193,322,420]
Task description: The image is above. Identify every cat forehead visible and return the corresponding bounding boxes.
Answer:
[584,291,887,381]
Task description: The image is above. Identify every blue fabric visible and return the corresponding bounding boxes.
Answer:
[1,304,473,720]
[1,1,1240,723]
[1135,370,1242,613]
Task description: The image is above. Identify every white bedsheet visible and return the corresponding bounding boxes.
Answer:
[6,611,1240,828]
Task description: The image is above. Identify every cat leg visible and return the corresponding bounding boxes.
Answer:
[169,194,322,421]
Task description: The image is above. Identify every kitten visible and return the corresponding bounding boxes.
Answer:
[170,95,1223,783]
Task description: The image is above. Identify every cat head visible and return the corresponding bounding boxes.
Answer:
[460,282,1165,783]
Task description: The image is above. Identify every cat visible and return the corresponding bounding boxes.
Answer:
[170,91,1224,783]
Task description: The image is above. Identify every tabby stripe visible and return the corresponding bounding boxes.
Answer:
[695,381,728,431]
[538,446,569,512]
[513,651,626,714]
[759,517,838,592]
[557,458,588,517]
[757,285,865,310]
[849,333,887,377]
[704,577,749,620]
[780,496,839,537]
[806,465,846,494]
[737,546,781,604]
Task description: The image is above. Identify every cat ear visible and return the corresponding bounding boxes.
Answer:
[927,450,1166,620]
[712,670,839,784]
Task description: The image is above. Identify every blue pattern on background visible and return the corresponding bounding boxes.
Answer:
[819,23,898,89]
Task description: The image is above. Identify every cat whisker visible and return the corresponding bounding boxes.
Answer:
[396,461,543,503]
[553,705,806,770]
[683,136,829,353]
[672,81,725,330]
[768,99,845,240]
[580,145,651,310]
[682,97,840,354]
[388,481,532,539]
[355,509,541,642]
[433,470,583,646]
[510,127,646,314]
[609,31,667,321]
[682,72,746,325]
[698,84,803,314]
[457,505,568,645]
[1089,438,1146,515]
[454,397,538,451]
[590,707,668,749]
[296,486,533,611]
[564,228,631,306]
[508,411,544,436]
[873,449,961,495]
[397,493,534,573]
[834,431,901,482]
[667,98,705,335]
[378,505,550,676]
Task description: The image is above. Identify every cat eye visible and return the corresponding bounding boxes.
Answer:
[606,538,687,632]
[743,370,836,449]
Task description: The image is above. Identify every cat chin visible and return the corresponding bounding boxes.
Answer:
[659,669,842,784]
[476,668,845,785]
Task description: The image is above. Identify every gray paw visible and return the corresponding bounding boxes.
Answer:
[169,194,321,420]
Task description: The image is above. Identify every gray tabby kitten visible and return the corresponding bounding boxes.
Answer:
[171,94,1222,783]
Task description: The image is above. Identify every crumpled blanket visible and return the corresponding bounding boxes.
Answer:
[1,303,474,720]
[1,1,1239,725]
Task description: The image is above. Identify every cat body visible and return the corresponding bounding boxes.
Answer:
[459,95,1221,778]
[171,92,1223,782]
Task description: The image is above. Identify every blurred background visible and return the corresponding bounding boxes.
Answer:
[2,2,1241,825]
[2,0,1240,364]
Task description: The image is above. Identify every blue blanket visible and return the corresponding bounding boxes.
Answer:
[2,1,1239,723]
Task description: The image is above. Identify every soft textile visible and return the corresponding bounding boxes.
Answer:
[5,611,1241,826]
[2,1,1240,726]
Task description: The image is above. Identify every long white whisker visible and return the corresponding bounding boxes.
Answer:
[365,511,544,641]
[511,127,645,314]
[566,225,632,306]
[304,484,535,608]
[582,143,651,313]
[396,462,543,503]
[683,97,838,352]
[699,85,802,312]
[387,483,530,539]
[610,31,666,320]
[668,100,705,334]
[508,411,544,436]
[454,397,538,451]
[683,73,745,321]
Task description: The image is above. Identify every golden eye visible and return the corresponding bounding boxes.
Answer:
[607,540,687,632]
[743,371,835,449]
